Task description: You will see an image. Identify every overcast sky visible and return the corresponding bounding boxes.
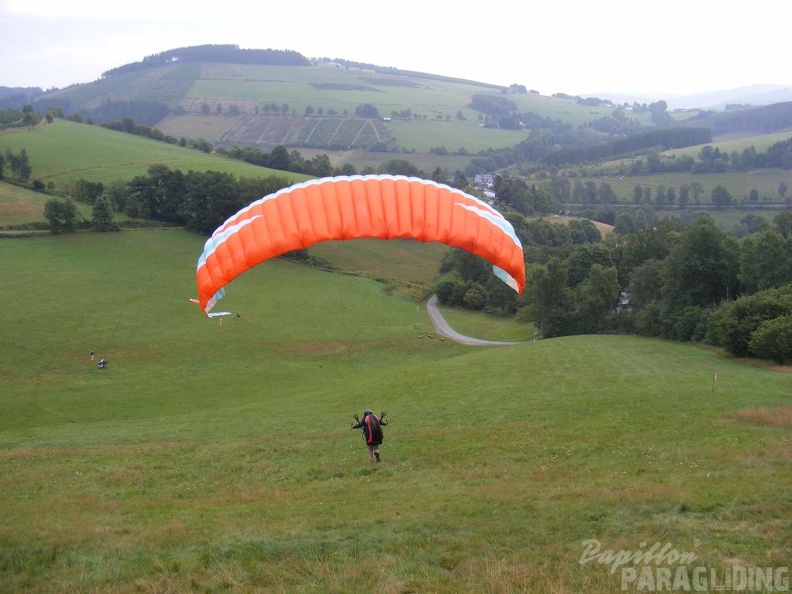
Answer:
[1,0,788,99]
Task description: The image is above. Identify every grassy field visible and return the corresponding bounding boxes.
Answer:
[576,169,792,205]
[387,119,528,154]
[0,120,309,190]
[663,131,792,160]
[1,230,789,593]
[308,238,448,284]
[0,181,89,227]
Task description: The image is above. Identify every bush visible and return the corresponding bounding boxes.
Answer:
[707,287,792,356]
[435,273,466,307]
[462,283,487,310]
[748,315,792,364]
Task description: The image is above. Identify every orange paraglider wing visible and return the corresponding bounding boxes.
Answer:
[195,175,524,315]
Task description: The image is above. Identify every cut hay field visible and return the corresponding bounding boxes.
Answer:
[545,214,615,237]
[1,230,789,593]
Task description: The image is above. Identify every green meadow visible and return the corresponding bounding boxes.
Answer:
[0,121,308,189]
[0,181,90,228]
[576,169,792,205]
[1,230,789,593]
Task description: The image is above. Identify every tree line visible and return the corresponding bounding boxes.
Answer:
[437,206,792,364]
[38,157,467,236]
[465,103,792,177]
[542,128,713,166]
[101,45,310,79]
[43,166,293,235]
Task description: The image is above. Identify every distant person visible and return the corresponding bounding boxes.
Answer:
[351,409,388,463]
[97,358,109,368]
[90,350,95,361]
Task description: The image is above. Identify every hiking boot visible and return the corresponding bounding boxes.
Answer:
[375,452,381,463]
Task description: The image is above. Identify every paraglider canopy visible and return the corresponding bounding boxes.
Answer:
[195,175,524,315]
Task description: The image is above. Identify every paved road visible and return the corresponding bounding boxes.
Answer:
[425,295,525,347]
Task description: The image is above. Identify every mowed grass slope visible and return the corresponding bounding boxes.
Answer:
[1,231,790,593]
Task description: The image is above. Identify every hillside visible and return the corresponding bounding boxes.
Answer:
[37,60,622,155]
[0,119,309,188]
[3,44,791,229]
[20,47,649,174]
[26,65,788,178]
[1,230,789,592]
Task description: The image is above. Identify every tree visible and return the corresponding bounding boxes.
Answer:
[529,258,572,337]
[748,315,792,364]
[564,243,612,288]
[711,185,733,209]
[627,259,664,309]
[22,105,37,128]
[531,183,555,215]
[614,212,635,235]
[487,275,518,315]
[380,159,420,176]
[690,181,704,204]
[783,146,792,170]
[775,211,792,238]
[105,179,129,212]
[70,178,105,204]
[127,164,182,220]
[125,192,143,220]
[267,145,292,171]
[91,196,117,231]
[648,100,672,126]
[355,104,379,118]
[6,148,32,181]
[678,184,690,209]
[598,182,617,204]
[44,198,79,234]
[738,230,792,294]
[435,272,467,307]
[463,283,487,310]
[663,217,739,309]
[632,185,643,205]
[439,248,491,285]
[654,185,667,208]
[574,264,620,332]
[307,154,332,177]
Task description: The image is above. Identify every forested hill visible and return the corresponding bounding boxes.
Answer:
[681,101,792,136]
[101,44,311,79]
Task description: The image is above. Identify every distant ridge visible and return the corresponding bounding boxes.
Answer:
[101,44,311,79]
[587,84,792,110]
